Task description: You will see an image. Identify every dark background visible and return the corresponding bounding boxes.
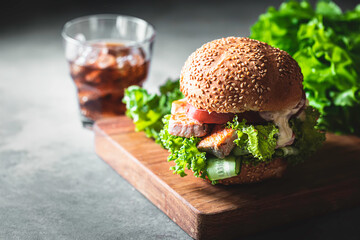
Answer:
[2,0,358,30]
[1,0,360,240]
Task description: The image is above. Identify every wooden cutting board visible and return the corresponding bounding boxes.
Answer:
[94,116,360,240]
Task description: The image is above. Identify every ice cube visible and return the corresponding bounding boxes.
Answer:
[65,35,87,62]
[75,33,86,42]
[94,53,116,69]
[65,43,81,62]
[78,89,100,104]
[116,54,143,68]
[116,55,130,69]
[75,47,101,66]
[128,48,145,66]
[131,53,145,66]
[70,64,86,78]
[84,70,102,83]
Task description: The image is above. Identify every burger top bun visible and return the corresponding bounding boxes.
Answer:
[180,37,304,113]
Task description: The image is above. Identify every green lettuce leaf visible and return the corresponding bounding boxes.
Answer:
[287,106,326,164]
[122,79,183,142]
[159,115,207,179]
[250,0,360,136]
[227,116,279,162]
[250,0,314,55]
[228,108,325,165]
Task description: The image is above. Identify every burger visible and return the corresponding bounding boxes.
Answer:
[159,37,325,184]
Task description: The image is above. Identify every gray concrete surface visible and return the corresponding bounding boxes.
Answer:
[1,1,360,239]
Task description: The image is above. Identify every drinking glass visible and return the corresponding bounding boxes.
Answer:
[62,14,155,127]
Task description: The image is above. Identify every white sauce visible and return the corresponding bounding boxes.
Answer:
[260,98,306,148]
[296,99,309,122]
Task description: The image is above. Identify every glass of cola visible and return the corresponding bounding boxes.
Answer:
[62,14,155,127]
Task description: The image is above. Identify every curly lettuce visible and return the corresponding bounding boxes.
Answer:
[228,107,325,165]
[122,79,183,142]
[250,0,360,136]
[288,106,326,164]
[159,115,207,179]
[227,116,279,162]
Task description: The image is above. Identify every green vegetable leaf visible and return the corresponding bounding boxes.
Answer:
[159,115,207,179]
[122,79,184,142]
[250,0,314,55]
[227,116,279,162]
[288,106,326,164]
[250,0,360,136]
[316,1,342,17]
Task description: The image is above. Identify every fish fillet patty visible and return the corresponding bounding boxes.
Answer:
[168,113,209,138]
[197,125,237,158]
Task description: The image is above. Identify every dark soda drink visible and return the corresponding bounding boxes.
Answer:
[69,42,149,123]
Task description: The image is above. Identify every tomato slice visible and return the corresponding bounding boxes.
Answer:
[184,93,307,126]
[186,103,270,124]
[186,104,235,124]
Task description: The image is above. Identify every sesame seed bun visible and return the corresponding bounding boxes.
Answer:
[214,158,287,185]
[180,37,304,113]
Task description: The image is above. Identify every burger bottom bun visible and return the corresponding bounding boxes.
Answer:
[213,158,287,185]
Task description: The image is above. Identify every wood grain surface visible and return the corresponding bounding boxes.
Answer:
[94,116,360,240]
